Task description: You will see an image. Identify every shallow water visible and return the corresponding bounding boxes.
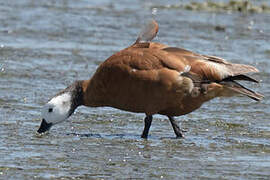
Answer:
[0,0,270,179]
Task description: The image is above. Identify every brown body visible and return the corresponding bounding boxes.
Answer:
[81,41,262,118]
[37,20,263,137]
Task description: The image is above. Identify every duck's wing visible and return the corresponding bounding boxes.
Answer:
[131,20,258,82]
[162,47,259,81]
[161,47,263,101]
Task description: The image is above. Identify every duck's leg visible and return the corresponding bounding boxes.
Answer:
[168,116,184,138]
[141,115,153,138]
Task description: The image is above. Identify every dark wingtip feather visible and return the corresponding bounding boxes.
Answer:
[223,74,259,83]
[223,80,264,101]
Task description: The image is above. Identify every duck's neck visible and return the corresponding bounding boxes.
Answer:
[80,79,105,107]
[64,78,105,108]
[61,81,84,114]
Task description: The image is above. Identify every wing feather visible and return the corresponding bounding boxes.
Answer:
[162,47,259,82]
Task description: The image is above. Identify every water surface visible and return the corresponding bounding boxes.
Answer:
[0,0,270,179]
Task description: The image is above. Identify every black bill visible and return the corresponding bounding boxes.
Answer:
[37,119,52,134]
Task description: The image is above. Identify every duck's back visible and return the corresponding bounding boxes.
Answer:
[87,44,209,116]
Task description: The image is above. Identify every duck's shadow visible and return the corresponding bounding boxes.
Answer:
[66,132,181,140]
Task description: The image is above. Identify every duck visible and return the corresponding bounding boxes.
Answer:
[37,20,263,138]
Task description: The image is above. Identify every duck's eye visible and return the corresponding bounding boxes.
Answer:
[48,108,53,113]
